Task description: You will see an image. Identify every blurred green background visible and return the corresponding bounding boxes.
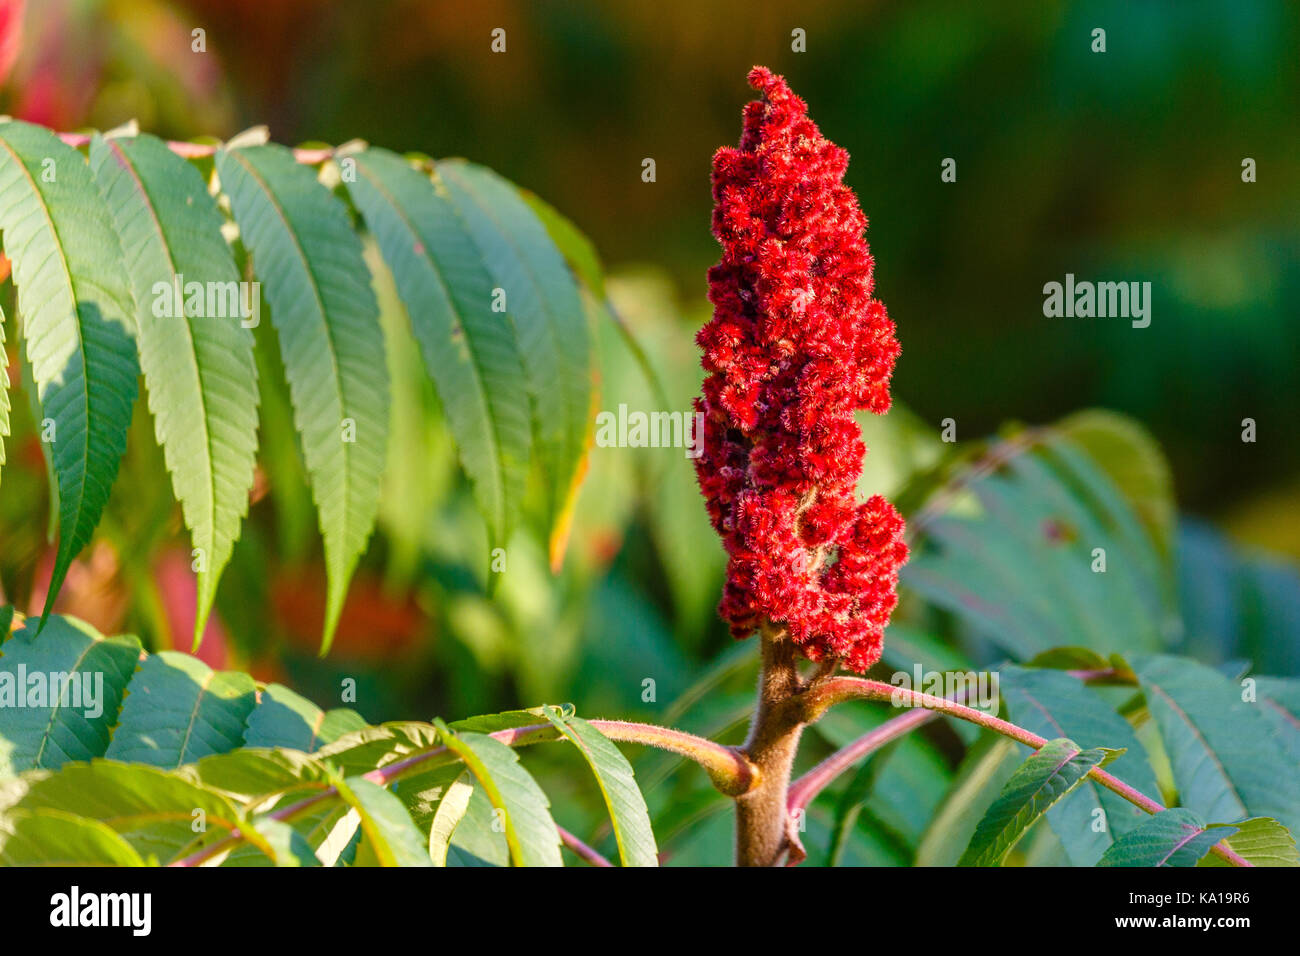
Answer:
[8,0,1294,522]
[0,0,1296,863]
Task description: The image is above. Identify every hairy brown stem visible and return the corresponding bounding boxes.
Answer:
[734,623,809,866]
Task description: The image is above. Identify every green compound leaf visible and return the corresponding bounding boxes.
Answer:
[1254,677,1300,767]
[0,121,140,624]
[520,189,606,299]
[1197,816,1298,868]
[331,773,431,868]
[1097,808,1235,867]
[240,682,366,751]
[0,615,140,775]
[0,808,147,866]
[243,816,320,867]
[544,705,657,867]
[0,760,276,864]
[347,147,531,551]
[428,771,474,865]
[437,160,591,552]
[434,718,562,867]
[103,651,257,767]
[1000,665,1160,865]
[1132,654,1300,834]
[184,748,332,800]
[216,143,389,653]
[449,704,569,735]
[89,132,260,646]
[959,738,1117,866]
[445,781,510,867]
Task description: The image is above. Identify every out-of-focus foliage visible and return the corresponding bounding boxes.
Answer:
[6,0,1297,515]
[0,116,598,656]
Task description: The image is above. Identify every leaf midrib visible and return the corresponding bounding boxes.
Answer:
[1157,820,1210,867]
[32,637,102,768]
[175,668,217,767]
[1144,677,1247,816]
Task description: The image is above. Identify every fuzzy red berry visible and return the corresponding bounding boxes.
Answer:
[694,66,908,673]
